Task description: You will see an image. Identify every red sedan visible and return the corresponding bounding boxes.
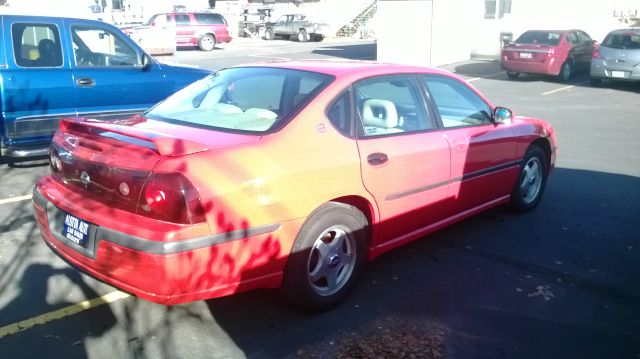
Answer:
[33,61,557,311]
[501,29,596,81]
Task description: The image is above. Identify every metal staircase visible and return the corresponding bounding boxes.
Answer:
[336,0,378,38]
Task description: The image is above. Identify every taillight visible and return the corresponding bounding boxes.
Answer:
[139,173,206,224]
[592,48,602,59]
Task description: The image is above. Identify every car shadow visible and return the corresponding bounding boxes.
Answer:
[311,43,376,60]
[203,167,640,358]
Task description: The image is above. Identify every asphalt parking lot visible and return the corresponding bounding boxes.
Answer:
[0,39,639,358]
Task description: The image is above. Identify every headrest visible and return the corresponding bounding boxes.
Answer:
[362,99,398,129]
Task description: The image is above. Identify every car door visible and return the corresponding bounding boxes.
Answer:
[173,13,194,46]
[2,18,75,150]
[422,75,518,215]
[68,20,171,117]
[353,75,451,246]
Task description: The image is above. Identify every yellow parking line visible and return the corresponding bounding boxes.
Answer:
[0,290,130,338]
[0,195,33,206]
[542,85,575,96]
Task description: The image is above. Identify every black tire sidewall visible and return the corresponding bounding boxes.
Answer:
[281,203,368,312]
[511,146,548,212]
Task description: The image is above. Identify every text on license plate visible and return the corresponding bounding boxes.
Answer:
[611,71,626,78]
[519,52,532,59]
[62,213,89,247]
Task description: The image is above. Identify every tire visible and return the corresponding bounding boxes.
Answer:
[506,71,520,80]
[264,28,275,41]
[510,146,548,212]
[558,61,572,82]
[198,34,216,51]
[297,29,308,42]
[281,202,368,312]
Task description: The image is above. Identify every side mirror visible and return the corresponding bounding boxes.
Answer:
[494,107,513,124]
[141,53,153,71]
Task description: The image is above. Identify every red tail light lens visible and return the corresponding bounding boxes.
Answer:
[139,173,206,224]
[592,49,602,59]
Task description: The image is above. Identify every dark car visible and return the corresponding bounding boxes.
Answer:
[124,12,232,51]
[501,29,596,81]
[591,28,640,85]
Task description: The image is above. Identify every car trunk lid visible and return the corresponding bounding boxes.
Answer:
[503,43,553,62]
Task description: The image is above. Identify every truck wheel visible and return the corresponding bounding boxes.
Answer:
[265,28,275,40]
[297,29,308,42]
[281,202,368,312]
[198,34,216,51]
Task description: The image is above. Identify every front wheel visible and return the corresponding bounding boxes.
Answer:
[511,146,548,212]
[297,29,309,42]
[198,34,216,51]
[281,203,368,312]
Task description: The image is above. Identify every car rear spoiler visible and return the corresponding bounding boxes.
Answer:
[59,117,208,157]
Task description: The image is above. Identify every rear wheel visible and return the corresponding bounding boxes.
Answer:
[198,34,216,51]
[558,61,572,82]
[281,203,368,312]
[297,29,309,42]
[511,146,548,212]
[506,71,520,80]
[264,28,275,40]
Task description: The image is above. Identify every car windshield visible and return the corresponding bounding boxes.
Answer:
[145,67,333,133]
[602,33,640,49]
[516,31,561,45]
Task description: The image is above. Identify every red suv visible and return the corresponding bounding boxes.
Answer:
[143,12,232,51]
[501,29,595,81]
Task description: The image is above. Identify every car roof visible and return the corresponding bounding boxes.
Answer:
[235,60,454,78]
[608,28,640,35]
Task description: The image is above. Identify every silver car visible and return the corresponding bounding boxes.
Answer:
[590,28,640,85]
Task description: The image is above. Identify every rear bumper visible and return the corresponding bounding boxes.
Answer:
[501,56,562,76]
[33,176,292,305]
[590,60,640,82]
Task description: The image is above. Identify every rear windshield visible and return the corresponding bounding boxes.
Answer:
[516,31,561,45]
[146,67,333,133]
[602,33,640,49]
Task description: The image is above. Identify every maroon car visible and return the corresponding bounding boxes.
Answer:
[501,29,596,81]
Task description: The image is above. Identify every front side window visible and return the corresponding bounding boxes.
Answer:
[72,26,140,67]
[354,76,431,137]
[12,23,63,68]
[423,76,493,128]
[146,67,333,133]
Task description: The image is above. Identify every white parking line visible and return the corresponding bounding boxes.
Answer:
[249,54,291,61]
[467,72,506,82]
[541,81,589,96]
[0,194,33,205]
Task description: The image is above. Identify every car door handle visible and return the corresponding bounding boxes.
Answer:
[76,78,95,87]
[367,153,388,166]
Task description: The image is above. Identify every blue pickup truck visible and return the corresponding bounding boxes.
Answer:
[0,14,210,158]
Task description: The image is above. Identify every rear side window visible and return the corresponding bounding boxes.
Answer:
[194,13,226,25]
[327,90,353,136]
[12,23,63,67]
[516,31,561,46]
[174,14,191,25]
[603,33,640,50]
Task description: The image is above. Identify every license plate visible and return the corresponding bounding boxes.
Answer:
[62,213,90,247]
[519,52,532,59]
[611,70,626,78]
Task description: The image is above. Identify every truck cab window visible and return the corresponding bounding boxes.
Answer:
[12,23,63,68]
